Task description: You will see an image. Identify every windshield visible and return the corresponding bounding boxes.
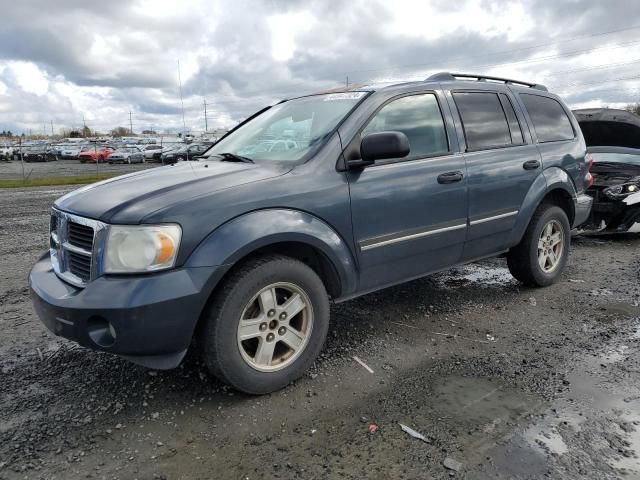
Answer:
[592,152,640,166]
[204,92,368,162]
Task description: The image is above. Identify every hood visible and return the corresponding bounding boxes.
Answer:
[55,160,291,223]
[573,108,640,149]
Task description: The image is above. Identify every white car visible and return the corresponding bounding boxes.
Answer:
[60,144,89,160]
[0,143,14,161]
[143,144,164,160]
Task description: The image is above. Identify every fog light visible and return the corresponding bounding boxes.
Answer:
[87,316,117,347]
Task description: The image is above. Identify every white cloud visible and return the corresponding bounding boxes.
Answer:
[0,0,639,135]
[267,11,315,62]
[9,61,49,96]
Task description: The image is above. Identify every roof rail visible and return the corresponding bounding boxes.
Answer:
[426,72,548,92]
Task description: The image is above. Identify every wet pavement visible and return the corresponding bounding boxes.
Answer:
[0,186,639,479]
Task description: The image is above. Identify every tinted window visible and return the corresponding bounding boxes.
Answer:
[362,93,448,161]
[499,94,524,145]
[453,92,511,151]
[521,94,574,143]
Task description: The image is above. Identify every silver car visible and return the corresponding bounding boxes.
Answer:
[107,146,145,164]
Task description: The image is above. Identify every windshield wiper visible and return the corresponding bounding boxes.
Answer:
[214,152,254,164]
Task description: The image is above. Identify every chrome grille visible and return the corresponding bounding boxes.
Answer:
[67,250,91,281]
[50,209,106,288]
[68,222,94,250]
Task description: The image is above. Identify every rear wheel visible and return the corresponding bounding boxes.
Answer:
[507,204,570,287]
[199,255,330,394]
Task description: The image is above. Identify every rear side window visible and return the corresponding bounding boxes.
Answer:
[520,94,575,143]
[453,92,512,151]
[362,93,449,161]
[499,94,524,145]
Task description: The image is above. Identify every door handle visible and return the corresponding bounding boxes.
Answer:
[523,160,541,170]
[437,171,464,184]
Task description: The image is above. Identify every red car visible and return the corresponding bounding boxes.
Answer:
[78,146,116,163]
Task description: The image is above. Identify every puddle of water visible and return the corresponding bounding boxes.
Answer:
[438,264,516,288]
[523,425,569,455]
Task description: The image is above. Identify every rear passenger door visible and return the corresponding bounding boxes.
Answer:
[448,89,542,260]
[347,91,468,291]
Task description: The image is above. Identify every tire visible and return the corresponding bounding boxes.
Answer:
[507,204,570,287]
[199,254,330,394]
[98,156,104,163]
[126,157,131,164]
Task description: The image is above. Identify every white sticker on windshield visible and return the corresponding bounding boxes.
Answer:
[323,92,367,101]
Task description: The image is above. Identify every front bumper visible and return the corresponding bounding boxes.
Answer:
[29,252,226,369]
[573,194,593,228]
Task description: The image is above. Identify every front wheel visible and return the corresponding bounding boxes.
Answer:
[507,204,570,287]
[199,255,330,394]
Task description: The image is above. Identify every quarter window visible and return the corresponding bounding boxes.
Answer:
[362,93,448,161]
[453,92,512,151]
[520,94,575,143]
[499,94,524,145]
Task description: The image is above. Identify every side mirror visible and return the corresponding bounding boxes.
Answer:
[349,131,410,169]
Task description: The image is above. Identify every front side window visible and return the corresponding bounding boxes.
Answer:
[453,92,512,151]
[520,94,575,143]
[361,93,448,162]
[204,92,367,162]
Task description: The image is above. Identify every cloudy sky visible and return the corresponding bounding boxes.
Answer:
[1,0,639,135]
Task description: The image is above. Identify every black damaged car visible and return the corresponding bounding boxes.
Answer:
[574,108,640,234]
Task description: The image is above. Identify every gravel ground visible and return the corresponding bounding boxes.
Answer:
[1,186,639,480]
[0,159,157,180]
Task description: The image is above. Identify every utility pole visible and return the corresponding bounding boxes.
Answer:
[346,76,349,89]
[82,115,87,137]
[178,60,187,135]
[203,98,208,133]
[50,121,54,137]
[129,111,134,135]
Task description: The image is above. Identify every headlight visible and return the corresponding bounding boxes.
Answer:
[604,180,640,199]
[104,224,181,273]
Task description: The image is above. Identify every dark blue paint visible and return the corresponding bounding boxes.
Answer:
[31,77,593,369]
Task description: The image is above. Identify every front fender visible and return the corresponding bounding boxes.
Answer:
[185,209,358,297]
[506,168,577,247]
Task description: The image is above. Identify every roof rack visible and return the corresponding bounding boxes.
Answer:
[426,72,548,92]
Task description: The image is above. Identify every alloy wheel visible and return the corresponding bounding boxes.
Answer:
[537,219,564,273]
[236,282,313,372]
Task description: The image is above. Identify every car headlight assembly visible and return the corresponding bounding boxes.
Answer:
[104,224,182,273]
[603,180,640,199]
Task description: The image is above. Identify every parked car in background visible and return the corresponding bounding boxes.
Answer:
[108,146,145,164]
[60,144,89,160]
[24,144,57,162]
[78,146,116,163]
[30,72,592,394]
[143,144,163,160]
[148,144,180,163]
[0,143,14,161]
[574,108,640,233]
[160,143,209,163]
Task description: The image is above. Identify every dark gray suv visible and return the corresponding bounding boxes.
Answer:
[30,72,593,394]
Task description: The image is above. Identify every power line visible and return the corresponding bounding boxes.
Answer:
[353,39,640,85]
[345,23,640,76]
